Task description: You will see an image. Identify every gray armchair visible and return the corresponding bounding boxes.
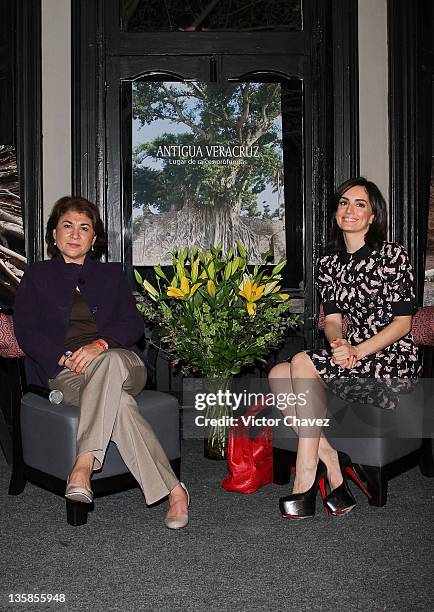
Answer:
[2,312,181,526]
[9,389,181,526]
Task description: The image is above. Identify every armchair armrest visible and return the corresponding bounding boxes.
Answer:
[0,313,25,358]
[26,384,63,404]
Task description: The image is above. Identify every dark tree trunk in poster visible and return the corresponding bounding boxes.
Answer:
[0,146,26,304]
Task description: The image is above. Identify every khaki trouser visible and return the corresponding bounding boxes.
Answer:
[49,349,178,505]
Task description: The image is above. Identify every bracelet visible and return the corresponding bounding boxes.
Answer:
[92,339,108,351]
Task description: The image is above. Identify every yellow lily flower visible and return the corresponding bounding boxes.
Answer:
[167,275,200,300]
[239,277,266,316]
[246,302,257,316]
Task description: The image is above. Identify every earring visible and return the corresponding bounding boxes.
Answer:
[54,241,57,245]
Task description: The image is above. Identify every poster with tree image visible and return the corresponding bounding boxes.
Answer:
[0,145,26,306]
[132,81,286,265]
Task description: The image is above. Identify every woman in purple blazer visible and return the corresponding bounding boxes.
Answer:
[13,196,189,529]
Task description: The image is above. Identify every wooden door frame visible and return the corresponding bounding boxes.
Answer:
[71,0,359,348]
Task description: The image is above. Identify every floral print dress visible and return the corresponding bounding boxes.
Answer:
[305,242,421,408]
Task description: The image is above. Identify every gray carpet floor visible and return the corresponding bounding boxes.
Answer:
[1,440,433,612]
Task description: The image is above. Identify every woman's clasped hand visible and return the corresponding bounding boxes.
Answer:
[58,341,107,374]
[330,338,359,369]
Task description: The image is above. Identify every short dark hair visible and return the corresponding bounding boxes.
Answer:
[46,196,107,259]
[327,177,388,253]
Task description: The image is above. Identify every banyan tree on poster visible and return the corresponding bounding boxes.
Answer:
[132,81,285,266]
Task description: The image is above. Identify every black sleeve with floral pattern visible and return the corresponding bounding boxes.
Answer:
[316,255,341,316]
[382,243,417,316]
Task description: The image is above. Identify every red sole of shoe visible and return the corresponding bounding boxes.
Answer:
[281,514,315,520]
[345,466,372,499]
[328,504,356,517]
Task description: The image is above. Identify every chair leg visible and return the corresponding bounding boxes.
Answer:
[66,499,91,526]
[0,407,13,464]
[8,464,27,495]
[272,447,296,485]
[8,357,26,494]
[9,408,27,495]
[419,438,434,477]
[360,465,388,507]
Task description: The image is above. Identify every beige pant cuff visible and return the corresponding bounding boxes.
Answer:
[77,443,104,471]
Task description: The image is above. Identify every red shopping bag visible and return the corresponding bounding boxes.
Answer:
[221,402,273,494]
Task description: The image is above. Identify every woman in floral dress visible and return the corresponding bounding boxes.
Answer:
[269,177,421,518]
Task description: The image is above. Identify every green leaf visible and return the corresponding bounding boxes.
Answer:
[236,241,247,258]
[154,265,168,281]
[271,260,286,275]
[191,258,199,283]
[224,261,232,281]
[160,302,172,317]
[176,262,186,279]
[231,256,240,275]
[256,357,268,364]
[207,261,215,279]
[134,269,143,286]
[255,270,264,285]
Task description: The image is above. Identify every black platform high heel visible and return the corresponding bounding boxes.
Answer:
[279,462,327,520]
[339,452,372,499]
[320,452,357,516]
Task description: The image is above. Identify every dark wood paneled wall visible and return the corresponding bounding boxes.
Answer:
[388,0,433,303]
[0,1,15,145]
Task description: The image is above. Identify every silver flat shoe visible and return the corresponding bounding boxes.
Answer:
[65,477,93,504]
[164,482,190,530]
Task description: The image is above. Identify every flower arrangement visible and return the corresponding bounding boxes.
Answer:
[134,242,298,380]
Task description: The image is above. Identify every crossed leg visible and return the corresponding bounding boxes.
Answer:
[268,353,343,492]
[50,349,188,516]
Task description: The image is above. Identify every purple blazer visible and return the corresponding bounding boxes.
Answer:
[13,255,146,387]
